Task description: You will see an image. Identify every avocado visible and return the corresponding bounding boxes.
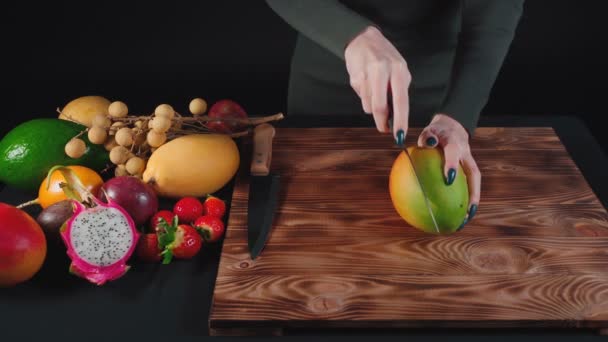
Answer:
[0,118,110,192]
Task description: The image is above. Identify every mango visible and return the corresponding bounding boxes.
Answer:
[143,134,240,198]
[58,95,111,127]
[389,146,468,234]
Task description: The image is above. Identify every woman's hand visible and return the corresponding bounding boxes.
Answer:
[344,26,411,144]
[418,114,481,228]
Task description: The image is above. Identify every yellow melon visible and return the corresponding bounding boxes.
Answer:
[58,95,111,127]
[143,134,240,198]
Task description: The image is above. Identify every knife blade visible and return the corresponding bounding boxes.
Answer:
[387,99,440,234]
[247,123,280,259]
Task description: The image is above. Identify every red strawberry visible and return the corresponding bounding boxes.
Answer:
[157,217,203,263]
[149,210,177,232]
[136,233,162,262]
[173,197,204,224]
[171,225,203,259]
[203,195,226,219]
[194,215,225,243]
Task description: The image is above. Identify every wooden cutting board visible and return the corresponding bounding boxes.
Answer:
[209,127,608,336]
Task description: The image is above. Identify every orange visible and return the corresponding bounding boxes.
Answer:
[38,165,103,208]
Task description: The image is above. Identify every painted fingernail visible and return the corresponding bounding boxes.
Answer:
[396,129,405,146]
[426,137,437,147]
[446,168,456,185]
[457,217,468,231]
[468,204,478,221]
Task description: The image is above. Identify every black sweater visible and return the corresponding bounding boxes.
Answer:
[266,0,524,135]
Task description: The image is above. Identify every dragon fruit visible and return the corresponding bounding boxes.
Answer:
[61,196,140,285]
[49,165,140,285]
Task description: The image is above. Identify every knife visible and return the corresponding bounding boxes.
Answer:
[387,96,440,234]
[247,123,281,259]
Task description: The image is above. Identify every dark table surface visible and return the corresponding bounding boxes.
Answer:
[1,114,607,340]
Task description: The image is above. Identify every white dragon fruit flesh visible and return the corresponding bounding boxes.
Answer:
[61,198,140,285]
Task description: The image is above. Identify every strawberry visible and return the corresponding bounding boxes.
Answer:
[136,233,162,262]
[173,197,204,224]
[203,195,226,219]
[194,215,225,243]
[149,210,177,232]
[157,216,203,264]
[171,225,203,259]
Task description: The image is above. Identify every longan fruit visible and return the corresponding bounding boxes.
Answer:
[125,156,146,175]
[151,116,172,133]
[110,146,130,165]
[65,138,86,158]
[108,101,129,118]
[114,164,128,177]
[88,126,108,144]
[92,114,111,129]
[189,98,207,116]
[115,127,134,147]
[147,130,167,147]
[109,121,125,135]
[154,104,175,119]
[104,136,119,152]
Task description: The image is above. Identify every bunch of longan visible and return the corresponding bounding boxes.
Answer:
[64,98,208,178]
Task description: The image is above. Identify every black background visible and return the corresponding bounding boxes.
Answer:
[3,0,608,154]
[2,1,608,340]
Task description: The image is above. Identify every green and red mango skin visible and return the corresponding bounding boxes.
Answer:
[0,202,47,287]
[389,146,469,235]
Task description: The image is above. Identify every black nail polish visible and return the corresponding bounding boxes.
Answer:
[468,204,478,220]
[426,137,437,147]
[396,130,405,146]
[446,168,456,185]
[457,218,468,231]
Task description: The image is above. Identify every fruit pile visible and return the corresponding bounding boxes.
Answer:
[0,94,276,287]
[58,96,283,179]
[137,196,226,263]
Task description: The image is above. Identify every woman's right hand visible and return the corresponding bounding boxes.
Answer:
[344,26,411,145]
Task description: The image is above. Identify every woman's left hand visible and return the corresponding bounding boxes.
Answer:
[417,114,481,228]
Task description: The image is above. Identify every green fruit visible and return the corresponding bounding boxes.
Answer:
[0,118,109,192]
[389,146,469,234]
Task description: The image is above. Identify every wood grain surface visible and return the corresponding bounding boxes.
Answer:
[209,127,608,335]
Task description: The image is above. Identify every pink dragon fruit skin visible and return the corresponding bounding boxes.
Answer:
[60,197,140,286]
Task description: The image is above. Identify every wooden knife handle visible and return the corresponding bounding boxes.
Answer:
[251,123,275,176]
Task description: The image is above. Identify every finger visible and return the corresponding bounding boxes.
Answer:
[390,61,411,145]
[370,64,390,133]
[462,152,481,220]
[360,75,372,114]
[350,81,361,99]
[349,72,364,98]
[442,143,461,186]
[351,72,371,114]
[417,126,439,148]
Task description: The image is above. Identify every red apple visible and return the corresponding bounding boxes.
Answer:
[206,99,248,133]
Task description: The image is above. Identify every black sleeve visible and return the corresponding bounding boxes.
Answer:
[265,0,373,60]
[439,0,525,137]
